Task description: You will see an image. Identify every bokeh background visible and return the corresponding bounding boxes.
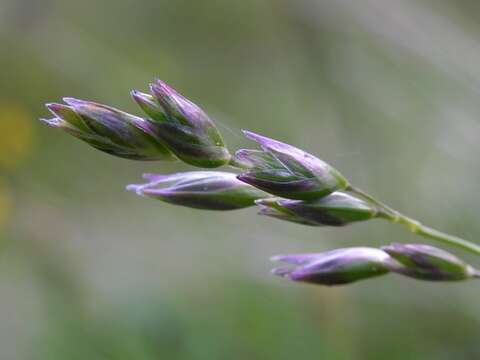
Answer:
[2,0,480,359]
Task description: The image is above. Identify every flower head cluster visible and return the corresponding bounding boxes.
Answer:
[42,78,480,289]
[43,80,229,167]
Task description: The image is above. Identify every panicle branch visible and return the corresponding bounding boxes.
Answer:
[41,78,480,288]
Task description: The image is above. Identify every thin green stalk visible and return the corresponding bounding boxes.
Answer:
[348,186,480,256]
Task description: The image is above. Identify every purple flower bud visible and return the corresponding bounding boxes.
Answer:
[41,99,175,161]
[127,171,269,210]
[236,131,349,200]
[256,192,377,226]
[131,80,230,168]
[381,243,479,281]
[271,247,391,286]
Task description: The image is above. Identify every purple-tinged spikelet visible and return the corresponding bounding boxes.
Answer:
[41,99,174,161]
[256,192,378,227]
[271,247,391,286]
[236,131,348,200]
[131,80,231,168]
[382,243,480,281]
[127,171,269,210]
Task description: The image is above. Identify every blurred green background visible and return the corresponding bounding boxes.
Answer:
[2,0,480,359]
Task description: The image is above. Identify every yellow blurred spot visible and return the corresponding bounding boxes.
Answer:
[0,104,34,170]
[0,182,11,229]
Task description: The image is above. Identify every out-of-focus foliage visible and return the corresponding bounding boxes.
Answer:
[0,104,34,170]
[1,0,480,359]
[0,182,11,230]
